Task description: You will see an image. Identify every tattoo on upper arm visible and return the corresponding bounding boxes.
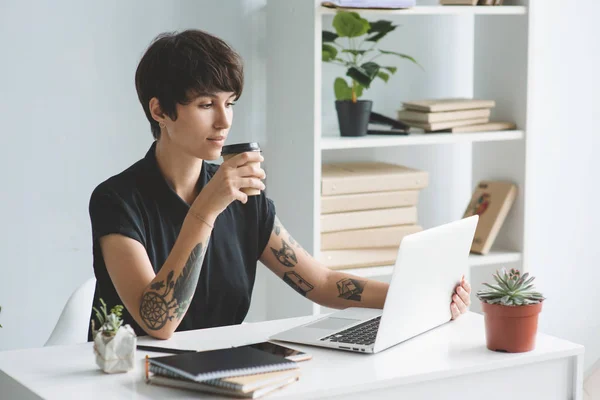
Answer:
[139,242,206,330]
[287,234,311,257]
[272,215,311,257]
[337,278,367,302]
[270,240,298,267]
[283,271,314,297]
[273,216,282,236]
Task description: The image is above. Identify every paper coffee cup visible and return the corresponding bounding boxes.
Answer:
[221,142,262,196]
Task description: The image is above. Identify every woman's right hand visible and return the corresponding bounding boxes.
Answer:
[190,151,266,223]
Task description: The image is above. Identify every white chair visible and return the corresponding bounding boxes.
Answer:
[45,277,96,346]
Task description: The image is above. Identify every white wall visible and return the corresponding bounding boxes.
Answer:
[0,0,265,350]
[526,0,600,373]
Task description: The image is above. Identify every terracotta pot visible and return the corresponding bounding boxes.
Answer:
[481,301,543,353]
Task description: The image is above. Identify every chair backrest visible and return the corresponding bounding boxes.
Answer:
[45,277,96,346]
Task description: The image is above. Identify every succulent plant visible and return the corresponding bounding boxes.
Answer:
[91,298,124,337]
[476,267,545,306]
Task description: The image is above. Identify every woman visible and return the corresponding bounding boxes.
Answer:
[88,29,471,341]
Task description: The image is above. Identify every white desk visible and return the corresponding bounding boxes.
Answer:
[0,312,584,400]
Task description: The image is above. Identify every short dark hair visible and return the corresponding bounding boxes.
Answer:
[135,29,244,139]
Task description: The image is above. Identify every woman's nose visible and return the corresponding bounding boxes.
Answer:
[213,107,232,130]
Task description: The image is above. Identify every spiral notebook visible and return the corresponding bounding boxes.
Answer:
[148,346,299,383]
[147,371,300,398]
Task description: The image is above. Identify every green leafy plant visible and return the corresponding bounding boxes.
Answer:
[322,11,421,102]
[91,299,124,337]
[476,268,545,306]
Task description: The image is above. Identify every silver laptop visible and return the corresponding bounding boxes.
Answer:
[270,215,478,354]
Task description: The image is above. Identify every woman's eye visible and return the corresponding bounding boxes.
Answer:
[199,103,213,109]
[226,102,236,108]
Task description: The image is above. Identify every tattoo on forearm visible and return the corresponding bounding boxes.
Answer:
[270,240,298,267]
[337,278,367,302]
[140,242,206,330]
[283,271,314,297]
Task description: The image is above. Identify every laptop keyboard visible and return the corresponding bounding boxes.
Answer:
[320,316,381,346]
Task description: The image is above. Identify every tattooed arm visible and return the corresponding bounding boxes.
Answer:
[99,212,212,340]
[261,216,472,319]
[259,216,389,310]
[98,150,267,339]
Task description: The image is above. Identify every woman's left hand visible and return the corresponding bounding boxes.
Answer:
[450,275,471,320]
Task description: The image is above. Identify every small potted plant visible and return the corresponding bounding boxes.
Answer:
[322,11,421,137]
[91,299,136,373]
[476,267,545,353]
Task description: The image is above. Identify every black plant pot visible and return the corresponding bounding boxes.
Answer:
[335,100,373,137]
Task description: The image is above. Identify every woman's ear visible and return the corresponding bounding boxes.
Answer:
[149,97,166,125]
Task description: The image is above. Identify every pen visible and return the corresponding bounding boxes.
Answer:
[136,345,196,354]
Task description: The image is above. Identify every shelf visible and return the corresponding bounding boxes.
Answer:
[336,250,522,278]
[320,6,527,16]
[266,0,530,321]
[321,130,524,150]
[468,250,522,266]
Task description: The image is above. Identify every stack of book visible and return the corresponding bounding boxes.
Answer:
[440,0,505,5]
[397,98,516,133]
[146,346,300,398]
[319,162,429,270]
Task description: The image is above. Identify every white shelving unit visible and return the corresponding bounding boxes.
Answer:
[320,5,526,16]
[264,1,530,320]
[321,130,524,149]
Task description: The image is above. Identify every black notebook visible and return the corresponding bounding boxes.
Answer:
[148,345,299,383]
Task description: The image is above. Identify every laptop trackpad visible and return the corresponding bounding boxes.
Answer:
[305,317,360,331]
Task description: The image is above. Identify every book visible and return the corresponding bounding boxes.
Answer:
[322,162,429,196]
[148,345,299,383]
[397,108,491,123]
[321,190,419,214]
[321,207,418,233]
[441,121,517,133]
[399,117,489,132]
[402,98,496,113]
[147,372,299,399]
[463,181,517,255]
[204,370,301,393]
[321,225,422,250]
[440,0,478,4]
[320,248,399,270]
[321,0,415,9]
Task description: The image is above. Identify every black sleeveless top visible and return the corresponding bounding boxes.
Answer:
[87,142,275,340]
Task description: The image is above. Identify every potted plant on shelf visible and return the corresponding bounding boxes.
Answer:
[91,299,136,373]
[476,267,545,353]
[322,11,421,137]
